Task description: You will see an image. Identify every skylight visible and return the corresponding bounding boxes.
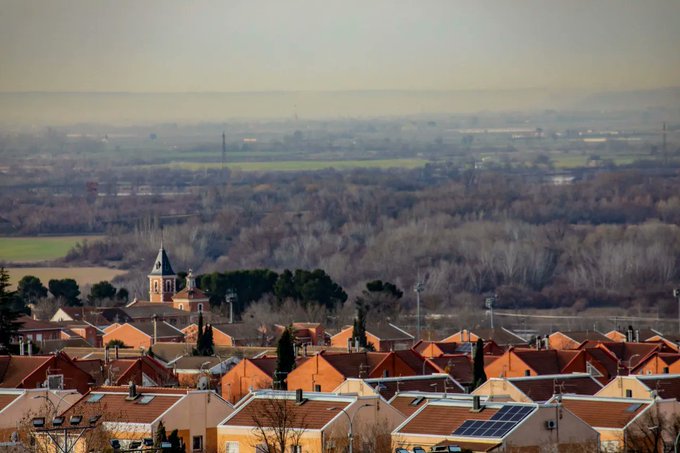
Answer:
[137,395,155,405]
[87,394,104,403]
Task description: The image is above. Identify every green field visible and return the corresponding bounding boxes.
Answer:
[6,267,127,290]
[0,236,103,263]
[152,158,429,172]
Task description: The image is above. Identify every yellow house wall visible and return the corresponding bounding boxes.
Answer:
[216,427,322,453]
[595,377,653,399]
[331,379,377,397]
[471,379,531,403]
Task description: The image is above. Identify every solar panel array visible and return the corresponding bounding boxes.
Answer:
[452,405,535,438]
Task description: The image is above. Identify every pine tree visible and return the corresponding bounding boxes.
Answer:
[351,304,368,349]
[196,311,204,349]
[0,268,23,352]
[154,420,167,447]
[472,337,487,389]
[274,326,296,390]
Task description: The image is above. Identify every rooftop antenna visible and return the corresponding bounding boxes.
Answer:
[414,276,425,342]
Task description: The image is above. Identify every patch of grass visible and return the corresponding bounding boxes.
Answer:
[6,267,128,290]
[153,158,429,172]
[0,236,103,263]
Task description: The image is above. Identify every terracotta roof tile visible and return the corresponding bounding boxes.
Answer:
[513,349,579,375]
[559,397,650,429]
[60,387,187,424]
[399,403,499,436]
[508,374,602,402]
[0,393,21,412]
[224,395,350,430]
[637,375,680,400]
[0,356,52,388]
[389,394,432,417]
[366,375,462,400]
[426,355,473,384]
[554,331,610,344]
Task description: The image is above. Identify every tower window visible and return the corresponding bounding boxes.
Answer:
[153,281,159,293]
[198,303,203,312]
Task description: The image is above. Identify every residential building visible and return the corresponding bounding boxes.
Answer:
[330,323,414,351]
[220,357,278,404]
[285,351,417,393]
[60,385,233,452]
[441,328,526,347]
[333,374,464,400]
[102,321,185,349]
[472,373,603,403]
[548,330,610,350]
[548,395,679,452]
[182,322,266,347]
[0,353,94,394]
[392,398,598,452]
[217,390,405,453]
[596,374,680,401]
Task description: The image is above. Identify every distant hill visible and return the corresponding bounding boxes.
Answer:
[0,88,677,126]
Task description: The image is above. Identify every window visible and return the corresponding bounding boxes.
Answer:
[138,395,155,405]
[192,436,203,451]
[87,394,104,403]
[664,367,670,374]
[198,303,203,312]
[291,446,302,453]
[47,375,64,390]
[154,281,159,293]
[178,304,184,311]
[224,442,239,453]
[524,370,530,376]
[36,333,43,342]
[165,280,172,292]
[625,389,633,398]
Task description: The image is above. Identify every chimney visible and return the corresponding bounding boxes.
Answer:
[303,343,308,357]
[472,395,482,412]
[627,326,634,342]
[153,315,158,345]
[347,338,352,353]
[635,330,640,343]
[127,381,138,399]
[104,346,110,364]
[543,336,549,350]
[355,338,360,353]
[295,389,306,405]
[27,342,32,356]
[115,345,120,360]
[19,338,24,356]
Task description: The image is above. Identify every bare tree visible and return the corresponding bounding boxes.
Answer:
[250,398,308,453]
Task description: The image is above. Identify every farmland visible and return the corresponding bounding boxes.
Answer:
[6,266,128,290]
[0,236,104,263]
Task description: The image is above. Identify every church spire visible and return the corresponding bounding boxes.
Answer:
[149,243,175,276]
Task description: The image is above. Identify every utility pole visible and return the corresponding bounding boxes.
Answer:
[221,131,227,183]
[673,289,680,334]
[414,281,424,341]
[485,295,496,329]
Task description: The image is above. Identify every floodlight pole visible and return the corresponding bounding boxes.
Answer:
[485,295,496,329]
[414,282,424,342]
[326,403,373,453]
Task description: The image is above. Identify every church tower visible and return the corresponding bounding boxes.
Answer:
[148,244,176,303]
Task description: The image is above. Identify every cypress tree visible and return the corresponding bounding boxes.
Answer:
[472,337,487,389]
[154,420,167,447]
[203,324,215,356]
[274,326,296,390]
[0,268,22,352]
[196,311,204,350]
[351,305,367,348]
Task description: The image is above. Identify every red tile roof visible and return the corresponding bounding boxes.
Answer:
[0,356,52,388]
[0,393,21,412]
[512,349,580,375]
[365,375,463,400]
[637,375,680,401]
[508,374,602,402]
[320,352,390,378]
[223,394,351,430]
[399,403,499,436]
[557,397,650,429]
[426,355,473,384]
[60,387,187,424]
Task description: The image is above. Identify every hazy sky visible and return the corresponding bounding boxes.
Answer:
[1,0,679,93]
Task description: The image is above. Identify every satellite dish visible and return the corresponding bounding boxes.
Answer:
[197,376,209,390]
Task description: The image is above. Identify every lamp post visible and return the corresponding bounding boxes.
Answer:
[414,282,424,342]
[32,414,101,453]
[326,403,374,453]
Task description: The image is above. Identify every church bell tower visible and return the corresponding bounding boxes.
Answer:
[148,244,176,303]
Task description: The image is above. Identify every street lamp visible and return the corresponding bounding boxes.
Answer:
[326,403,374,453]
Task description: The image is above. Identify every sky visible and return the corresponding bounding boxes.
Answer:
[1,0,679,93]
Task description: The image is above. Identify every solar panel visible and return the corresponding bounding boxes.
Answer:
[490,405,534,422]
[453,420,516,438]
[626,403,642,412]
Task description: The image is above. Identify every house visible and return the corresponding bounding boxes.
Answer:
[15,316,64,344]
[0,388,82,442]
[604,327,658,343]
[102,321,185,349]
[424,354,475,388]
[330,323,414,351]
[596,374,680,401]
[182,322,266,347]
[582,341,661,374]
[548,330,611,350]
[274,322,325,346]
[168,355,239,389]
[0,353,95,394]
[414,340,504,359]
[333,374,464,400]
[483,347,614,383]
[387,392,498,418]
[217,390,405,453]
[441,328,526,347]
[285,351,417,393]
[392,398,598,452]
[220,357,278,404]
[59,384,233,452]
[630,351,680,375]
[472,373,603,403]
[74,354,178,387]
[548,395,679,452]
[50,306,124,325]
[170,271,210,313]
